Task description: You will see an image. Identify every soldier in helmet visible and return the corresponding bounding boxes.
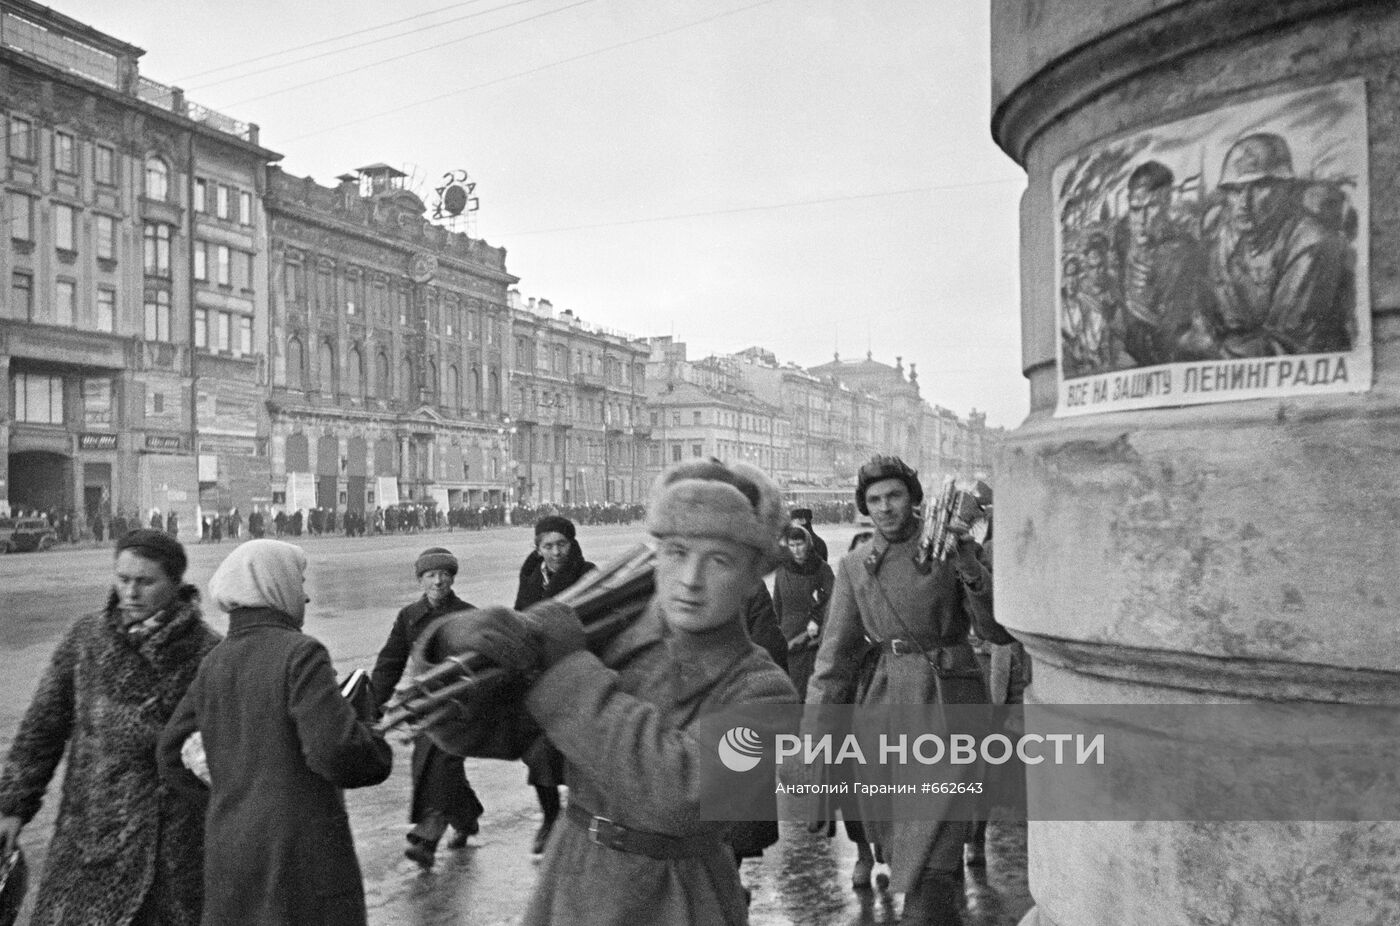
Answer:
[1205,131,1355,357]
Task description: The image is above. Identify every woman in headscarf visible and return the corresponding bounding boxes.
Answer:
[159,539,391,926]
[0,529,219,925]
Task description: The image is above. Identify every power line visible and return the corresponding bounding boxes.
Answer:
[220,0,594,107]
[176,0,499,84]
[281,0,781,143]
[189,0,553,94]
[494,178,1026,237]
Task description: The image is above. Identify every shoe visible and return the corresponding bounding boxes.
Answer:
[852,855,874,890]
[446,829,469,850]
[404,838,435,869]
[532,817,555,856]
[875,872,890,892]
[965,842,987,869]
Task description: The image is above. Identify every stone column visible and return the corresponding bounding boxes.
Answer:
[990,2,1400,923]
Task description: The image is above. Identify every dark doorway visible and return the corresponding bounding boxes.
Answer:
[9,451,72,514]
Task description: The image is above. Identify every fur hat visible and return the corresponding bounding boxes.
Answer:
[646,460,785,569]
[533,515,576,541]
[855,455,924,516]
[415,547,459,577]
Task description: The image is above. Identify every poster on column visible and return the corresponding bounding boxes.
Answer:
[1053,78,1370,417]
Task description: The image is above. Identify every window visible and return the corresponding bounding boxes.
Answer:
[83,378,112,426]
[8,192,32,241]
[194,178,207,213]
[53,131,75,173]
[239,191,253,226]
[215,185,229,219]
[95,145,115,185]
[693,411,702,425]
[671,444,682,463]
[193,242,207,281]
[237,315,252,355]
[8,116,33,161]
[10,273,32,320]
[143,223,171,276]
[96,288,115,331]
[144,290,171,341]
[216,311,231,352]
[232,250,251,289]
[96,215,115,260]
[216,245,230,285]
[11,373,63,424]
[194,308,207,348]
[54,203,75,252]
[55,280,75,326]
[144,157,169,201]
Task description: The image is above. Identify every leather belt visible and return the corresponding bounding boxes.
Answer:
[878,637,966,656]
[565,803,714,860]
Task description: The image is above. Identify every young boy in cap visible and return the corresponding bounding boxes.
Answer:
[370,547,483,868]
[438,460,798,924]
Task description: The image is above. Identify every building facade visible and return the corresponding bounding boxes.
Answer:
[264,163,519,518]
[0,0,275,531]
[506,294,648,506]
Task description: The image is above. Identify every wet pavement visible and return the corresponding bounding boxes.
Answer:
[0,524,1031,924]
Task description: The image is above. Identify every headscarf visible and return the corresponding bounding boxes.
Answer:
[209,539,308,622]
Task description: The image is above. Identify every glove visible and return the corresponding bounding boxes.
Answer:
[426,607,538,673]
[519,601,586,669]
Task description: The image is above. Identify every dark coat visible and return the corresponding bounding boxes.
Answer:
[158,607,392,926]
[772,555,835,700]
[0,591,218,926]
[370,591,482,827]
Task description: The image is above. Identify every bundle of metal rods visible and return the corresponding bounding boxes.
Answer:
[375,543,656,734]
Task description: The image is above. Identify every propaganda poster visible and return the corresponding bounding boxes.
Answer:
[1054,78,1370,416]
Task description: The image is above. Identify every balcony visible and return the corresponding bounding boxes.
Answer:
[572,371,605,390]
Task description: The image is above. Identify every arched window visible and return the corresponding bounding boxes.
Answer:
[448,365,460,410]
[346,347,362,396]
[427,359,438,399]
[318,341,335,394]
[401,357,415,402]
[286,337,304,390]
[375,352,389,397]
[469,366,481,410]
[145,157,169,201]
[488,369,500,413]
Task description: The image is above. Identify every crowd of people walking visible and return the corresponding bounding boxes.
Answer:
[0,454,1022,925]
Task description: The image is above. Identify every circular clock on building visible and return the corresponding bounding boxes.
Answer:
[409,252,437,283]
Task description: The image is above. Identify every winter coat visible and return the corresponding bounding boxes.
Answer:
[370,592,482,827]
[513,548,595,789]
[805,524,996,893]
[772,556,835,700]
[0,590,219,926]
[452,599,797,925]
[158,607,392,926]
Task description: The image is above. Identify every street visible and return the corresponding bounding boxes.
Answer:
[0,525,1030,925]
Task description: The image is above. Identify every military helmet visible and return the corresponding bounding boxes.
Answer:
[1219,132,1294,188]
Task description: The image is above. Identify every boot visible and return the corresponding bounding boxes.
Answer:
[899,870,964,925]
[852,842,875,890]
[533,785,560,855]
[404,833,436,870]
[965,821,987,870]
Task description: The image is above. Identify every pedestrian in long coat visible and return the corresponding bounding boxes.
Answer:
[437,460,799,925]
[0,530,219,925]
[806,456,1000,924]
[772,524,834,700]
[371,547,483,868]
[512,516,595,855]
[158,539,391,926]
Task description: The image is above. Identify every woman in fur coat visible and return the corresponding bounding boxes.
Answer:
[0,530,220,925]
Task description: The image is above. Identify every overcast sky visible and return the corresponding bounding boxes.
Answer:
[58,0,1029,427]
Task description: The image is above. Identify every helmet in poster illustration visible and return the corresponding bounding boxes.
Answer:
[1218,132,1294,188]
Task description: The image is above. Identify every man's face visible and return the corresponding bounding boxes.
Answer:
[537,531,572,573]
[419,568,454,605]
[114,550,179,624]
[786,533,810,564]
[655,535,760,634]
[864,478,915,539]
[1226,179,1284,234]
[1128,185,1169,246]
